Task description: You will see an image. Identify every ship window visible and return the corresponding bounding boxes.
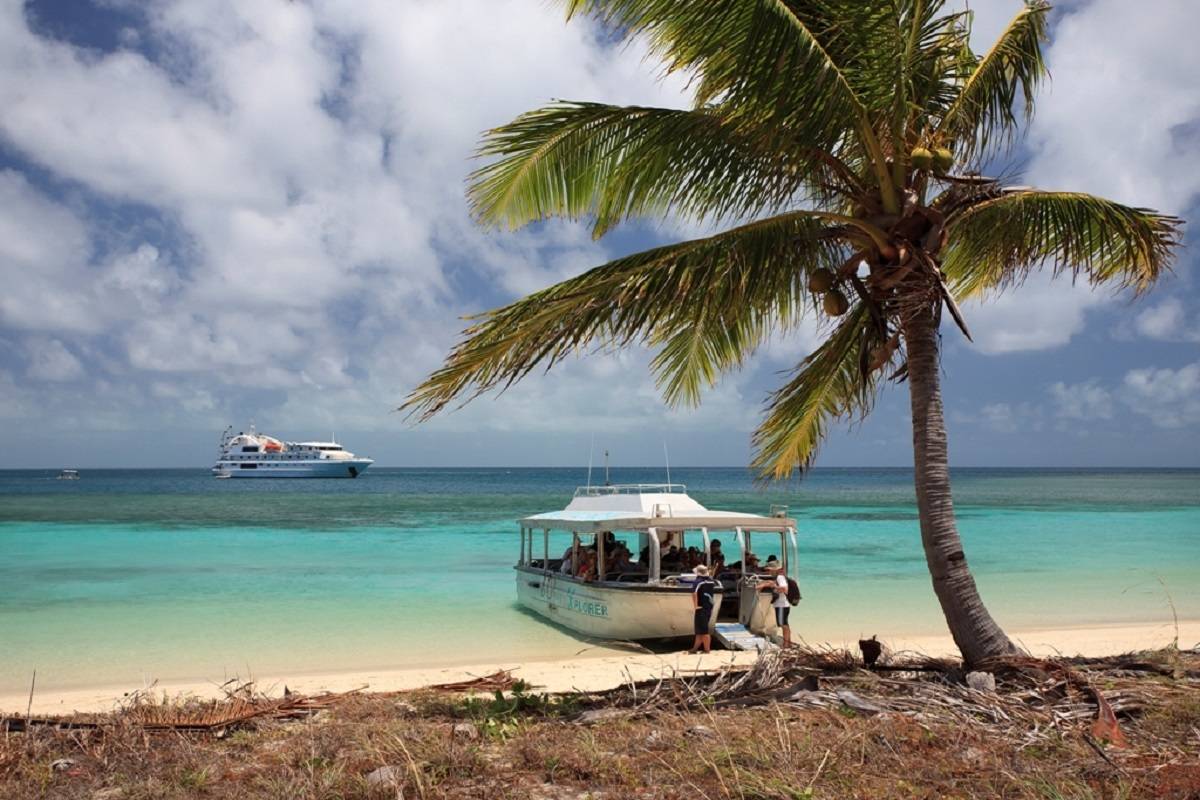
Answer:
[242,446,260,453]
[239,463,257,469]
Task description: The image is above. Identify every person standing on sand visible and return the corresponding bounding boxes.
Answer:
[760,558,791,648]
[689,565,718,654]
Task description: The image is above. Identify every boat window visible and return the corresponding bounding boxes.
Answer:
[241,446,260,453]
[239,463,257,469]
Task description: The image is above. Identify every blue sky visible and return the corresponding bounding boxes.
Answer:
[0,0,1197,469]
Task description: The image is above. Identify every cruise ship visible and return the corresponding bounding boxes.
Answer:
[212,426,374,478]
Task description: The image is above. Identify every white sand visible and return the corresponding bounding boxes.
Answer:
[4,619,1194,716]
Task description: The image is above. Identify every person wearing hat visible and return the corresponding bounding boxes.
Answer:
[688,564,718,654]
[759,557,792,647]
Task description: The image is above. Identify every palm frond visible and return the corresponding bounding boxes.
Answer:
[469,102,832,237]
[932,1,1049,162]
[560,0,901,207]
[751,301,877,479]
[403,212,848,419]
[943,190,1183,298]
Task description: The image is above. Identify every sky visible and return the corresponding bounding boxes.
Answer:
[0,0,1197,469]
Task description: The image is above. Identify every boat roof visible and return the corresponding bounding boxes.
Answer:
[521,484,795,532]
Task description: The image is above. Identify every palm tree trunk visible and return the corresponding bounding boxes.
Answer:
[903,304,1019,665]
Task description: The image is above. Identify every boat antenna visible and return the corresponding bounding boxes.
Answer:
[586,433,595,490]
[604,449,610,486]
[663,441,672,487]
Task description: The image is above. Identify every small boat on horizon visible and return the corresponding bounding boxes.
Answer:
[513,483,799,646]
[56,469,80,480]
[212,425,374,479]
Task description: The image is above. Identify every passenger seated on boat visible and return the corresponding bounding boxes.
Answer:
[574,550,597,582]
[606,543,637,574]
[560,545,575,574]
[724,552,760,576]
[661,545,682,572]
[709,539,726,574]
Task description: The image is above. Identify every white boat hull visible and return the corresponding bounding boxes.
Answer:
[515,567,719,640]
[211,459,373,478]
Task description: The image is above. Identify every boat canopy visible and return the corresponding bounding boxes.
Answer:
[521,484,795,533]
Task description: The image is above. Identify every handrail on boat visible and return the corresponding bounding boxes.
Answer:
[573,483,687,497]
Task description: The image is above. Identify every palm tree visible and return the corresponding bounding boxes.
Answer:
[403,0,1181,664]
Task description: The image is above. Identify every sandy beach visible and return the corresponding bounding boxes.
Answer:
[6,619,1194,717]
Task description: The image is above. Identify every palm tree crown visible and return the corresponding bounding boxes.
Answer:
[404,0,1182,663]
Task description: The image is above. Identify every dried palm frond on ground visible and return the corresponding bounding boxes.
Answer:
[1,646,1197,799]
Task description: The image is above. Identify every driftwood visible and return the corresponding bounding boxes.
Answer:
[427,670,517,693]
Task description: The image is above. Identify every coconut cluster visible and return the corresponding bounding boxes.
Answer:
[910,146,954,174]
[808,268,848,316]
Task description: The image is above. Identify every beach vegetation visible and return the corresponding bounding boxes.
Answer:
[3,646,1198,798]
[403,0,1183,665]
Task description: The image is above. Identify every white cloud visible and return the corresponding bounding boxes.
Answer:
[962,273,1112,354]
[1120,361,1200,428]
[1049,379,1113,420]
[1133,297,1200,343]
[0,0,698,437]
[1026,0,1200,217]
[24,338,84,382]
[954,0,1200,355]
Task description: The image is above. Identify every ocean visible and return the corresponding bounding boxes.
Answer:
[1,467,1197,695]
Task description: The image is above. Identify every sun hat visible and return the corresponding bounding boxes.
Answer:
[694,565,710,576]
[764,556,783,570]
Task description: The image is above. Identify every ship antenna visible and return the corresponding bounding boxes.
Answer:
[663,441,672,488]
[586,433,595,491]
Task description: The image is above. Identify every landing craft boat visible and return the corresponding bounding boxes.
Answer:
[212,426,373,478]
[515,484,799,646]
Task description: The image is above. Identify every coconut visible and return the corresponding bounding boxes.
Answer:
[807,268,836,294]
[933,147,954,174]
[910,147,933,170]
[823,290,849,317]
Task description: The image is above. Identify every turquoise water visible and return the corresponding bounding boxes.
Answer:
[1,468,1197,694]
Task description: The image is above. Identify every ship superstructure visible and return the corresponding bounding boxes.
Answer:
[212,426,373,478]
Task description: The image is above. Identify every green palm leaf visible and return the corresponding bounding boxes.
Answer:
[403,212,846,419]
[560,0,900,208]
[469,102,832,237]
[751,301,876,479]
[933,1,1050,162]
[943,190,1183,297]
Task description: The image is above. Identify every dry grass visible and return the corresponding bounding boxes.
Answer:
[3,647,1198,800]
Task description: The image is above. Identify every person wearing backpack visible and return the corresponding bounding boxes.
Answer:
[688,565,718,654]
[760,557,792,647]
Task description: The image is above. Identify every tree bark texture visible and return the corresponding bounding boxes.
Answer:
[903,304,1020,665]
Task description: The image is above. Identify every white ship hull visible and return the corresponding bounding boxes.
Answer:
[212,459,373,479]
[515,566,719,640]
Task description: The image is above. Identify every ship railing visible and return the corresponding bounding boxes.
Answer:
[573,483,687,497]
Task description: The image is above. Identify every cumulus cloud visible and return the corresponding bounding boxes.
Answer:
[1049,380,1113,421]
[955,0,1200,355]
[24,338,84,382]
[1026,0,1200,217]
[0,0,699,439]
[1133,297,1200,343]
[1120,361,1200,429]
[0,0,1196,465]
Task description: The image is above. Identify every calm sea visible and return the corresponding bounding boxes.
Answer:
[1,467,1197,694]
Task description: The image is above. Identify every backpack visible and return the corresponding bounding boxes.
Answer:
[786,577,801,605]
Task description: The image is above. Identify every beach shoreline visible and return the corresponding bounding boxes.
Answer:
[6,618,1194,716]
